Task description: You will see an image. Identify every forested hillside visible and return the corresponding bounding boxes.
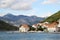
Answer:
[43,11,60,23]
[0,20,18,31]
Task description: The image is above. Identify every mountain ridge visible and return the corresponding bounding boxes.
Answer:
[0,13,45,26]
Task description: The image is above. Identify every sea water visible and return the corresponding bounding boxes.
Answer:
[0,31,60,40]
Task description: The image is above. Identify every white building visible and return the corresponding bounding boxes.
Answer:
[44,22,49,24]
[57,19,60,32]
[32,24,39,31]
[42,22,58,32]
[32,24,38,28]
[19,24,30,32]
[47,27,56,32]
[57,19,60,27]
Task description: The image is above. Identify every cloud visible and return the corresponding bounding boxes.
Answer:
[0,0,15,8]
[42,0,60,4]
[11,2,31,10]
[0,0,36,10]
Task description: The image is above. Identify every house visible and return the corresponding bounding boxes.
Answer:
[37,23,43,26]
[44,22,49,24]
[19,24,30,32]
[42,22,59,32]
[32,24,39,30]
[57,19,60,32]
[32,24,38,28]
[37,22,49,28]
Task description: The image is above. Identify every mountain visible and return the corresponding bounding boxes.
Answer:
[0,13,45,26]
[3,13,17,21]
[0,20,18,31]
[43,11,60,23]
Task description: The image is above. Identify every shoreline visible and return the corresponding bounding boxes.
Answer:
[0,31,60,34]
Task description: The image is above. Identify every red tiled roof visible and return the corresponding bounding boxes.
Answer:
[43,22,58,28]
[20,24,30,28]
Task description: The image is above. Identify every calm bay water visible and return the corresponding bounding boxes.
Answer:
[0,31,60,40]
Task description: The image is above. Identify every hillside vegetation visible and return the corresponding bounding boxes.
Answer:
[43,11,60,23]
[0,20,18,31]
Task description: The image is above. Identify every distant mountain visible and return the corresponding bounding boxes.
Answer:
[0,13,45,26]
[43,11,60,23]
[0,20,18,31]
[3,14,17,21]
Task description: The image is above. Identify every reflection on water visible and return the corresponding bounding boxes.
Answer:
[0,31,60,40]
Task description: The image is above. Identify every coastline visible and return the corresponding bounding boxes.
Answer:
[0,31,60,34]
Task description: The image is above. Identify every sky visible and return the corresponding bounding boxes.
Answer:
[0,0,60,17]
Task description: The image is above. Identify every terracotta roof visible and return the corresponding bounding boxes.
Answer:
[33,24,38,26]
[20,24,30,28]
[43,22,58,28]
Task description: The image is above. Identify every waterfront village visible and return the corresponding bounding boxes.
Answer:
[19,19,60,32]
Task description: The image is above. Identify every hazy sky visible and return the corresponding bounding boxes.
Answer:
[0,0,60,17]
